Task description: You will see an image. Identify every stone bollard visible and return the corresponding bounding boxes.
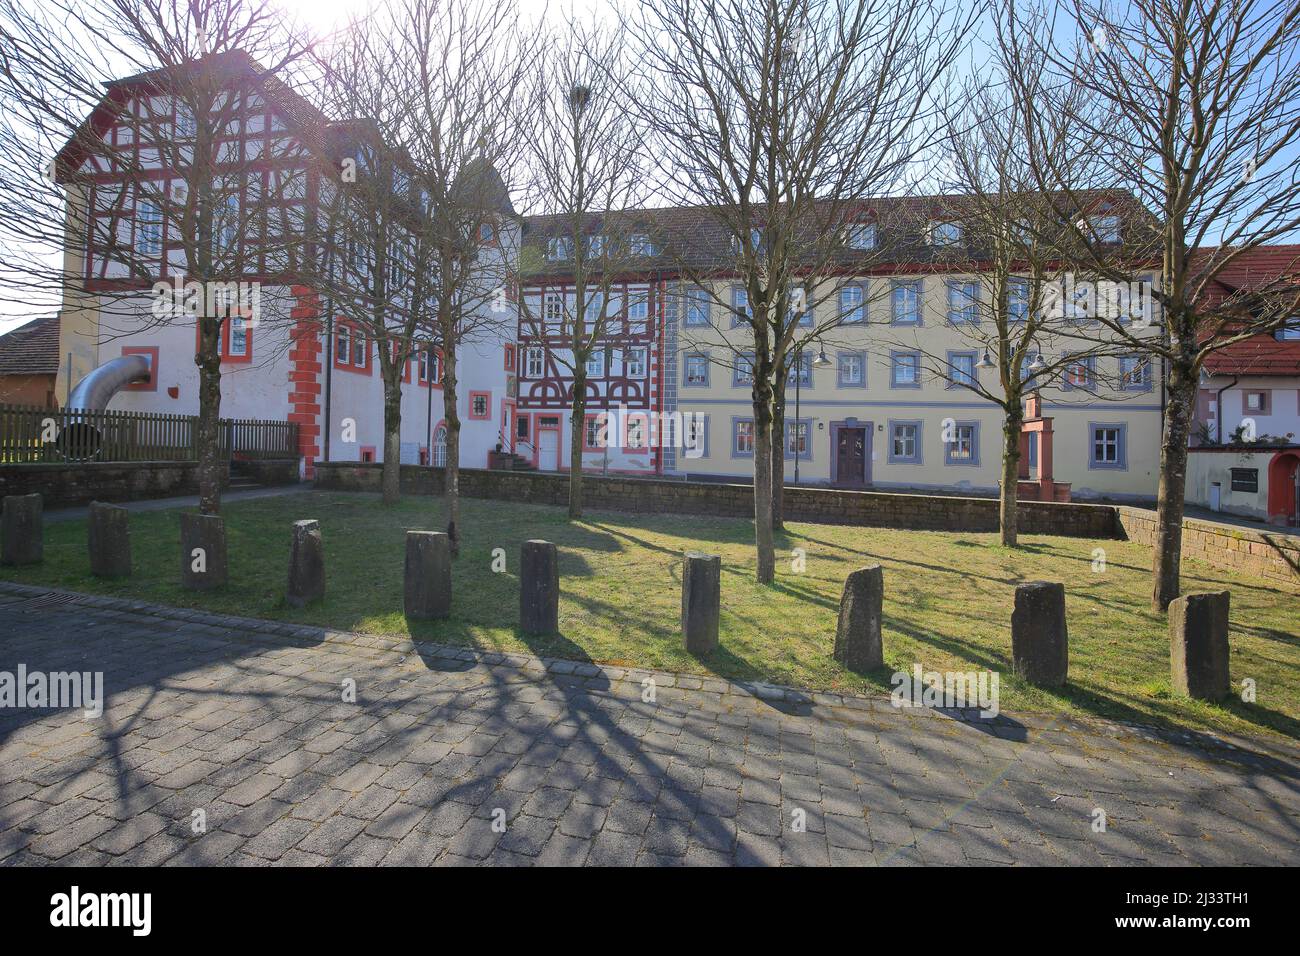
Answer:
[519,539,559,635]
[1169,591,1231,701]
[833,565,884,671]
[1011,581,1068,687]
[88,501,131,578]
[1,494,43,565]
[287,519,325,608]
[405,531,452,619]
[681,551,721,655]
[180,512,228,590]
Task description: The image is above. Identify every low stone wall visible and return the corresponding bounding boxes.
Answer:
[236,458,301,486]
[314,462,1120,538]
[0,461,228,508]
[1117,506,1300,588]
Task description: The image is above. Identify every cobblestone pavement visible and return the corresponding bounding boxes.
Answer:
[1,582,1298,867]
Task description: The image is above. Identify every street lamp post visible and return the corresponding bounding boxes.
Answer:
[793,340,833,485]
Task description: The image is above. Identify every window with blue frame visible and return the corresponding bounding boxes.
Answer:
[891,351,921,387]
[889,421,922,463]
[947,351,977,388]
[1008,277,1030,322]
[685,288,711,326]
[733,353,755,386]
[1118,355,1151,390]
[891,280,921,325]
[731,287,750,327]
[948,281,979,323]
[944,422,979,466]
[1089,423,1127,469]
[837,351,865,387]
[787,351,813,387]
[839,285,865,324]
[683,353,709,386]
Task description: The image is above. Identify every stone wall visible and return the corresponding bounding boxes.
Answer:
[0,461,227,508]
[314,462,1120,538]
[1117,506,1299,588]
[237,459,301,487]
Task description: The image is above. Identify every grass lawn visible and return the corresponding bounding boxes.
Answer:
[4,490,1298,742]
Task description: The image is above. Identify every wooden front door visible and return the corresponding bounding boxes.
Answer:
[836,427,868,486]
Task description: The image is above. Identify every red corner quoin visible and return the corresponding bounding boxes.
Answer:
[289,286,323,478]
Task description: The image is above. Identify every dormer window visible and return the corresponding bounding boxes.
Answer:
[629,233,656,256]
[845,222,876,250]
[480,222,495,243]
[546,237,573,261]
[587,233,605,257]
[930,220,962,246]
[1090,214,1121,244]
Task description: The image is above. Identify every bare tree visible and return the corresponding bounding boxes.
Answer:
[0,0,312,514]
[405,0,533,549]
[629,0,974,582]
[1029,0,1300,609]
[519,18,649,519]
[892,9,1141,547]
[312,7,427,506]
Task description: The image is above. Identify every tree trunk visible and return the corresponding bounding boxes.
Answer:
[442,340,461,556]
[770,368,787,530]
[1152,366,1195,611]
[380,374,402,505]
[1000,404,1023,548]
[196,318,223,516]
[753,393,775,584]
[569,369,587,519]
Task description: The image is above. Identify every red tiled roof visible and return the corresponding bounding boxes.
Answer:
[0,316,60,376]
[1196,245,1300,376]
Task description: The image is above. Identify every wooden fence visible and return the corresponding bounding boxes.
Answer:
[0,403,297,464]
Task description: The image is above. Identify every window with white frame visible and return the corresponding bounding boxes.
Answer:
[1119,355,1150,390]
[335,326,351,365]
[1008,277,1030,322]
[585,416,603,448]
[945,422,978,465]
[685,288,710,326]
[1064,356,1095,389]
[546,237,572,260]
[733,419,755,455]
[229,316,248,357]
[890,422,921,463]
[891,280,921,324]
[626,417,646,448]
[585,350,605,377]
[785,421,810,458]
[352,330,367,367]
[525,347,544,377]
[1276,318,1300,341]
[734,353,755,386]
[543,293,566,334]
[136,199,162,256]
[839,285,865,324]
[629,234,656,256]
[846,222,876,250]
[930,220,962,246]
[587,233,605,257]
[787,351,812,387]
[891,351,921,387]
[627,296,649,335]
[684,353,709,386]
[787,286,811,326]
[625,347,647,377]
[948,281,979,323]
[947,352,976,387]
[837,352,864,387]
[583,292,604,325]
[732,287,751,326]
[1090,424,1126,468]
[1090,214,1121,244]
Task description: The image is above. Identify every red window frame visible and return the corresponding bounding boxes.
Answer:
[193,316,254,364]
[468,390,492,421]
[583,413,606,451]
[333,322,372,375]
[504,342,516,372]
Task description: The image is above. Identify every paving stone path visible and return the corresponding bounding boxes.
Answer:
[1,582,1297,866]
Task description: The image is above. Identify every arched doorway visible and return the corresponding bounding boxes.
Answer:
[1267,451,1300,525]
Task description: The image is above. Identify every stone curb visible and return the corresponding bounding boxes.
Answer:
[0,580,1295,764]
